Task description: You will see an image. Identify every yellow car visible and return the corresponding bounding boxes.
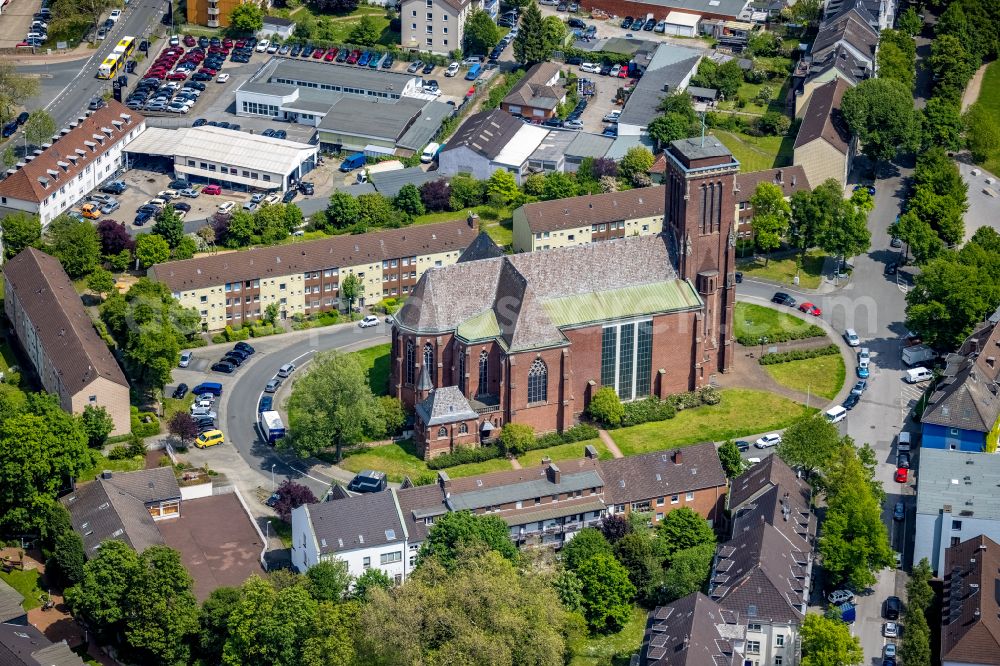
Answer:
[80,203,101,220]
[194,429,225,449]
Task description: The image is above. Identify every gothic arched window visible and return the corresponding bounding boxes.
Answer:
[477,350,489,397]
[405,340,415,386]
[457,348,466,394]
[423,343,434,388]
[459,423,468,434]
[527,358,548,404]
[438,426,448,438]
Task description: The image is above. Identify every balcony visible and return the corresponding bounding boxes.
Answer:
[471,394,500,415]
[207,19,219,27]
[207,7,220,15]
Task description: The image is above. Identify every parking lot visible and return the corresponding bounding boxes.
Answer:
[569,66,628,134]
[958,161,1000,243]
[0,0,42,48]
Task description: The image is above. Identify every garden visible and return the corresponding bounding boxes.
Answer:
[736,249,826,289]
[763,353,845,400]
[734,302,825,345]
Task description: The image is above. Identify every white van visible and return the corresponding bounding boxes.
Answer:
[905,367,933,384]
[825,405,848,423]
[897,431,912,452]
[421,142,441,163]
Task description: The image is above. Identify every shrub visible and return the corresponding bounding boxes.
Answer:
[251,324,278,337]
[735,324,825,346]
[426,424,602,468]
[621,398,676,427]
[106,445,133,460]
[588,386,624,426]
[130,406,160,438]
[426,445,503,470]
[758,343,840,365]
[699,386,721,405]
[498,423,535,456]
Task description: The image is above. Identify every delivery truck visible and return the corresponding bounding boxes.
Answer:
[259,410,286,445]
[901,344,936,366]
[339,152,366,172]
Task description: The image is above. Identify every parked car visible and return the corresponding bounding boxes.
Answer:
[735,440,750,452]
[211,361,236,373]
[883,622,898,638]
[621,16,634,28]
[827,590,855,605]
[798,302,822,316]
[892,501,905,521]
[563,119,584,130]
[771,292,796,307]
[259,395,273,412]
[179,350,193,367]
[359,315,379,328]
[299,182,315,195]
[446,61,460,76]
[202,184,222,195]
[894,467,908,483]
[843,328,860,346]
[754,434,781,449]
[407,60,423,73]
[851,379,868,395]
[172,383,189,399]
[235,342,255,355]
[897,452,910,469]
[195,429,225,449]
[884,596,901,620]
[842,392,860,410]
[264,377,282,393]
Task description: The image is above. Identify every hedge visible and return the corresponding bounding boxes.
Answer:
[758,344,840,365]
[596,386,722,429]
[426,424,600,470]
[735,325,825,347]
[130,406,160,438]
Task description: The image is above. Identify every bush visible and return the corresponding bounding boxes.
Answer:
[426,445,503,470]
[621,398,676,427]
[588,387,624,426]
[699,386,721,405]
[758,343,840,365]
[251,324,278,337]
[106,445,133,460]
[129,406,160,438]
[426,424,601,468]
[735,324,825,346]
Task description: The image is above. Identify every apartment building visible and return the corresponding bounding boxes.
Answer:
[511,186,666,253]
[3,248,130,436]
[187,0,267,29]
[0,101,145,227]
[400,0,482,56]
[148,220,476,331]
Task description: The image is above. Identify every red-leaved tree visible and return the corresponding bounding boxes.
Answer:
[273,480,318,522]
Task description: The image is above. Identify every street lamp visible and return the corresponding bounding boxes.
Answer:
[271,464,276,491]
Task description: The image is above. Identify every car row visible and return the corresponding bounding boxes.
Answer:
[2,111,32,138]
[191,118,242,131]
[286,43,396,70]
[18,5,51,48]
[211,341,255,373]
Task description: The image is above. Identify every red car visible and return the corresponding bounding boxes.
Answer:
[798,302,822,316]
[235,40,246,48]
[617,67,629,78]
[346,49,361,64]
[222,38,233,48]
[312,48,326,59]
[324,49,336,61]
[201,184,222,195]
[894,467,908,483]
[183,35,196,47]
[199,67,217,76]
[166,72,188,81]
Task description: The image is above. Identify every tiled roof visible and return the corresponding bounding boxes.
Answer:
[517,186,665,234]
[395,235,701,351]
[794,78,852,154]
[446,464,604,512]
[734,166,811,204]
[148,219,474,292]
[0,101,143,204]
[805,43,870,85]
[396,484,447,544]
[0,621,85,666]
[442,109,523,161]
[457,231,504,262]
[640,592,744,666]
[599,443,727,505]
[710,521,810,624]
[3,248,128,393]
[415,386,478,425]
[503,62,565,111]
[61,468,180,554]
[0,581,24,623]
[302,490,405,555]
[942,535,1000,664]
[923,320,1000,432]
[728,455,807,511]
[811,9,878,62]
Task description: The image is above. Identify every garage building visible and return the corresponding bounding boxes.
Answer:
[125,125,318,192]
[662,10,701,35]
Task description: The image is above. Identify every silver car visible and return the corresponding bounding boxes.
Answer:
[99,200,120,214]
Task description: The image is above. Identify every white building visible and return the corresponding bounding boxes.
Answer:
[437,109,549,184]
[915,449,1000,575]
[125,125,317,192]
[291,490,410,584]
[0,101,145,226]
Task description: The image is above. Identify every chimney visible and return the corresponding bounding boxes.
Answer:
[988,357,996,368]
[776,169,783,184]
[437,470,451,497]
[584,444,598,459]
[547,463,561,485]
[101,470,113,480]
[791,174,797,186]
[672,449,683,465]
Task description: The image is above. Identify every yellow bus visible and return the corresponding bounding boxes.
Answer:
[97,53,124,79]
[113,35,136,59]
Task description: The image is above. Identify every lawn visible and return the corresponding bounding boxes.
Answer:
[610,388,816,457]
[353,343,391,395]
[163,393,194,423]
[569,605,647,666]
[78,451,146,482]
[518,439,611,466]
[717,79,791,115]
[711,129,794,172]
[973,60,1000,176]
[0,569,45,610]
[764,354,846,401]
[734,302,822,342]
[338,440,514,483]
[280,5,400,47]
[0,340,15,373]
[737,249,826,289]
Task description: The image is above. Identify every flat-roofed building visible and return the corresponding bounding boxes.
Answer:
[3,248,130,435]
[148,219,477,331]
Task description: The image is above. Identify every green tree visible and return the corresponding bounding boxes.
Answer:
[23,110,55,147]
[285,349,384,460]
[541,15,567,51]
[393,183,425,217]
[173,235,198,260]
[263,302,280,327]
[714,59,744,99]
[221,575,320,666]
[800,613,864,666]
[2,145,16,169]
[109,249,132,272]
[135,233,171,269]
[225,210,256,247]
[65,540,142,643]
[922,95,964,151]
[966,103,1000,163]
[349,14,381,46]
[892,211,944,264]
[125,546,200,666]
[51,528,86,587]
[1,211,41,260]
[513,3,551,65]
[86,266,115,297]
[419,510,518,568]
[197,587,241,665]
[340,273,360,314]
[899,604,932,666]
[749,181,791,264]
[46,215,101,278]
[614,532,657,598]
[618,146,655,186]
[718,440,746,477]
[654,506,716,565]
[228,0,263,32]
[660,542,714,602]
[776,414,843,481]
[823,187,872,271]
[305,559,352,602]
[898,6,922,36]
[357,192,394,228]
[876,40,915,90]
[907,557,934,612]
[352,568,392,600]
[541,171,578,200]
[576,553,636,633]
[0,61,39,124]
[789,180,840,259]
[498,422,534,456]
[448,173,485,210]
[929,34,977,100]
[326,191,361,229]
[301,600,360,666]
[486,169,519,206]
[81,404,114,448]
[906,257,995,350]
[648,113,691,149]
[840,78,921,167]
[819,445,894,589]
[359,549,569,665]
[561,527,613,570]
[586,386,624,426]
[464,9,501,55]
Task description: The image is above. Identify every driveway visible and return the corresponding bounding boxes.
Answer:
[957,160,1000,243]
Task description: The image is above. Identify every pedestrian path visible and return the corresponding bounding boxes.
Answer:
[598,429,624,458]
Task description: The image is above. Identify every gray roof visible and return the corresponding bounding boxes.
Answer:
[457,231,504,262]
[303,490,405,555]
[670,136,734,162]
[254,57,418,97]
[416,386,478,425]
[619,55,702,128]
[370,167,441,198]
[605,134,657,160]
[687,86,718,99]
[503,62,565,111]
[600,443,728,505]
[396,484,447,544]
[263,16,294,26]
[0,622,85,666]
[921,323,1000,433]
[811,9,878,62]
[565,132,614,160]
[61,468,180,554]
[824,0,884,29]
[447,469,605,511]
[710,521,810,623]
[443,109,523,161]
[600,37,661,56]
[529,130,575,164]
[641,593,745,666]
[804,44,870,85]
[397,100,453,151]
[318,96,428,141]
[916,449,1000,520]
[0,581,24,623]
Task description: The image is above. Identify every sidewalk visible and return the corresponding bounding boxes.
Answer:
[6,43,93,65]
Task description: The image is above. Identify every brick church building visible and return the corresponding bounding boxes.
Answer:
[392,138,740,459]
